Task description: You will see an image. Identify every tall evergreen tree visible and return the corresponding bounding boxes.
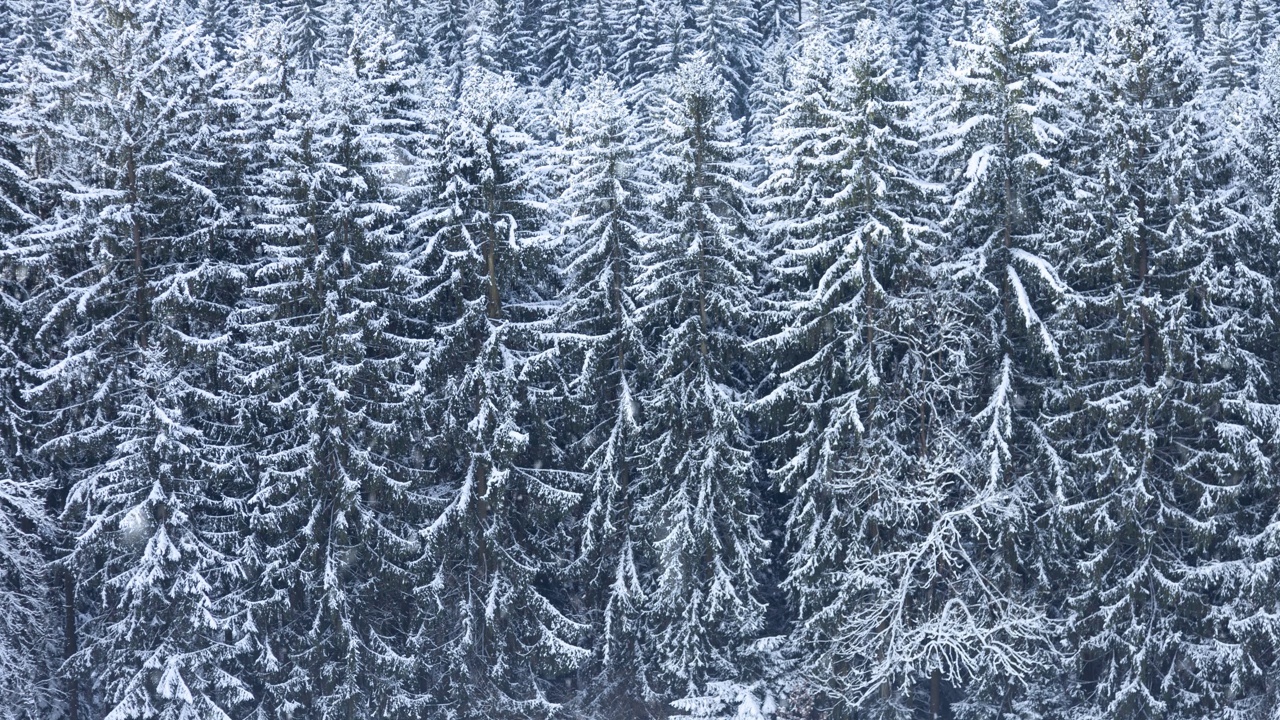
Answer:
[1228,38,1280,720]
[0,23,53,720]
[279,0,330,68]
[20,1,251,719]
[613,0,665,87]
[756,22,946,718]
[1204,0,1249,91]
[0,269,49,720]
[1048,0,1280,716]
[539,0,586,83]
[894,0,945,77]
[408,69,588,720]
[692,0,763,113]
[926,0,1068,711]
[1050,0,1103,49]
[552,76,656,718]
[1239,0,1277,72]
[635,53,768,705]
[466,0,535,79]
[230,22,427,720]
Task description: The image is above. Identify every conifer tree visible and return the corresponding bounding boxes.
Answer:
[466,0,535,79]
[0,30,52,720]
[925,0,1068,710]
[420,0,469,89]
[539,0,585,82]
[1204,0,1249,90]
[1048,0,1280,716]
[21,2,251,718]
[230,22,427,720]
[692,0,763,113]
[1239,0,1277,71]
[754,0,796,48]
[408,69,588,720]
[0,278,49,720]
[613,0,665,87]
[280,0,329,68]
[757,24,937,718]
[747,30,796,149]
[1050,0,1103,49]
[757,22,1050,718]
[1227,39,1280,719]
[552,76,655,717]
[894,0,944,76]
[635,53,768,705]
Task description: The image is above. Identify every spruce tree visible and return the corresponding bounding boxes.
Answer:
[408,69,588,720]
[1228,38,1280,720]
[280,0,329,68]
[21,2,251,718]
[1204,0,1249,91]
[466,0,536,79]
[635,53,768,705]
[1048,0,1280,716]
[757,22,940,717]
[230,22,426,720]
[1050,0,1102,49]
[0,29,52,720]
[552,76,655,717]
[926,0,1067,711]
[613,0,665,88]
[692,0,763,114]
[1239,0,1277,72]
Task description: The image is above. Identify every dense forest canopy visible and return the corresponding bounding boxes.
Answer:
[3,0,1280,718]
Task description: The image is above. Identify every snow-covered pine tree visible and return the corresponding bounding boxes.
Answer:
[0,0,67,60]
[1,0,66,192]
[1203,0,1249,91]
[20,1,251,718]
[578,0,619,81]
[407,69,588,720]
[229,20,427,720]
[922,0,1067,712]
[1049,0,1103,49]
[0,32,53,720]
[189,0,243,57]
[613,0,665,87]
[746,29,796,152]
[754,0,796,49]
[217,8,296,251]
[0,27,38,240]
[635,53,768,706]
[1225,38,1280,720]
[538,0,585,83]
[551,76,655,718]
[279,0,330,68]
[1169,0,1209,43]
[466,0,536,80]
[650,0,698,80]
[893,0,945,78]
[1046,0,1280,716]
[0,271,49,720]
[417,0,469,90]
[937,0,982,64]
[753,21,962,718]
[1239,0,1277,72]
[692,0,763,114]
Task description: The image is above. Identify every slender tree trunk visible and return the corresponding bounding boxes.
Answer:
[1136,95,1153,387]
[125,136,147,346]
[64,570,78,720]
[930,668,941,719]
[692,108,709,361]
[1000,120,1014,348]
